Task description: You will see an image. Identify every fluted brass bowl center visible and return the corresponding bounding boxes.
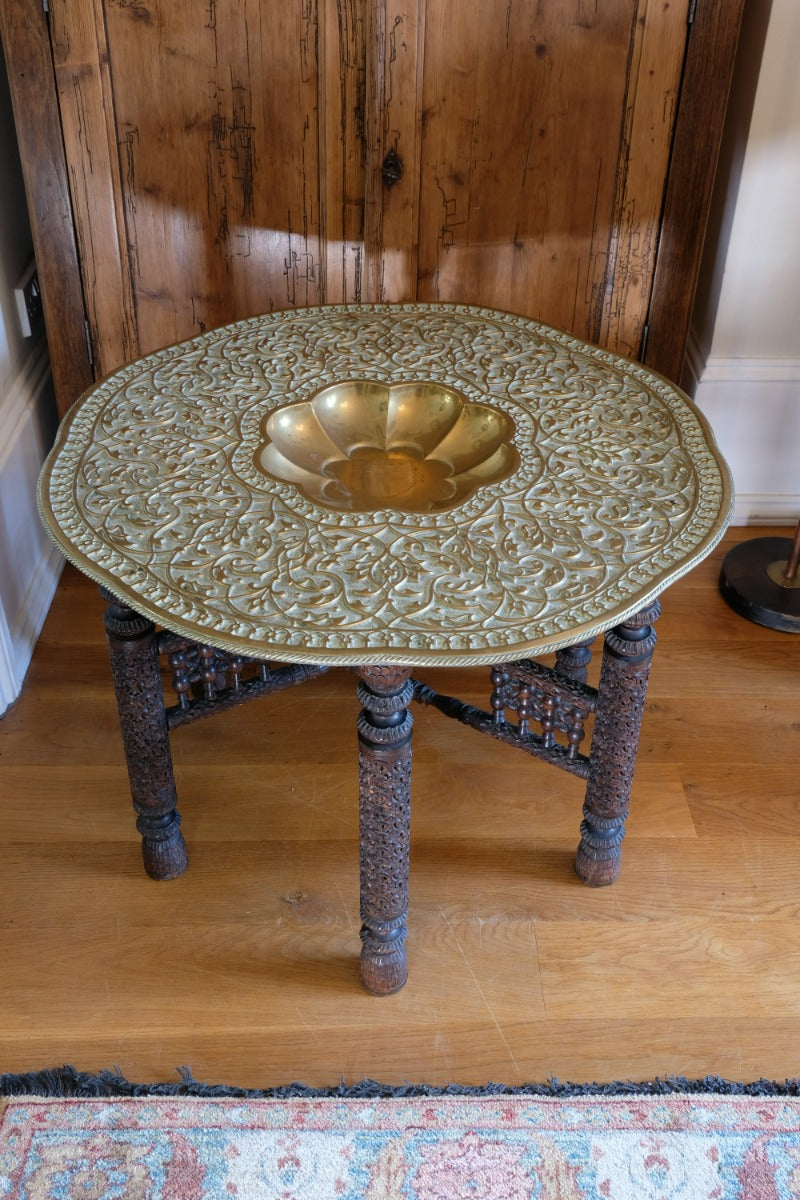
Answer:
[257,380,519,512]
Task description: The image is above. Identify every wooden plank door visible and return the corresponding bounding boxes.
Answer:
[47,0,364,378]
[370,0,691,360]
[48,0,691,379]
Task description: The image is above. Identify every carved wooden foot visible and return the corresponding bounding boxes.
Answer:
[102,592,187,880]
[357,665,413,995]
[576,600,661,887]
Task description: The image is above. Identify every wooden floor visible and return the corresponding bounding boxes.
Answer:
[1,525,799,1089]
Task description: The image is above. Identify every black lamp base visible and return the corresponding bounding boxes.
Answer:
[719,536,800,632]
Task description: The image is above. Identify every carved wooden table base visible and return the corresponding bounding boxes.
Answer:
[101,591,661,995]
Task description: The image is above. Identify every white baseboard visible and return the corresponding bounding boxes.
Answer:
[728,496,799,527]
[685,332,800,526]
[0,604,17,715]
[0,543,62,715]
[0,342,62,715]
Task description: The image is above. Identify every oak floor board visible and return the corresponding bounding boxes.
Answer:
[0,760,693,843]
[4,1018,797,1092]
[0,1024,795,1092]
[683,762,800,836]
[536,917,800,1021]
[1,916,548,1036]
[6,834,799,934]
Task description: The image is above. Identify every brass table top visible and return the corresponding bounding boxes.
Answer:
[39,304,732,666]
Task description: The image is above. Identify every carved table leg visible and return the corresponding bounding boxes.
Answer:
[102,591,187,881]
[554,638,595,684]
[575,599,661,887]
[357,665,414,995]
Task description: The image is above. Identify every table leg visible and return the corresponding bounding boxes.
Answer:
[102,593,187,881]
[357,665,413,995]
[554,638,595,684]
[575,599,661,887]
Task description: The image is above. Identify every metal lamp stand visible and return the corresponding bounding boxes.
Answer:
[719,516,800,632]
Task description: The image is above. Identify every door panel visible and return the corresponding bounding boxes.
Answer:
[50,0,331,374]
[49,0,690,377]
[106,0,327,349]
[320,0,369,304]
[49,0,138,377]
[108,0,312,344]
[408,0,689,357]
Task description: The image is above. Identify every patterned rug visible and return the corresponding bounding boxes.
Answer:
[2,1071,800,1198]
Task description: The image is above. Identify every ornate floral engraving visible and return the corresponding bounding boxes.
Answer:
[40,304,732,665]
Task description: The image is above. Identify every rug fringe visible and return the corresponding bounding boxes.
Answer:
[2,1066,800,1100]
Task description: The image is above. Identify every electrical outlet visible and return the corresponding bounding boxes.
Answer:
[14,260,43,339]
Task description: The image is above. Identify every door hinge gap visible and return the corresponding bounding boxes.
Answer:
[84,320,94,367]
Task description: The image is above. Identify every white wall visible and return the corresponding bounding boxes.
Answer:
[0,48,61,714]
[687,0,800,525]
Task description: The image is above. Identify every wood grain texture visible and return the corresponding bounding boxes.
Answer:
[596,0,690,358]
[48,0,139,378]
[363,0,426,302]
[92,0,323,354]
[6,0,741,400]
[644,0,746,382]
[413,0,688,357]
[1,527,799,1087]
[0,0,93,414]
[320,0,368,304]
